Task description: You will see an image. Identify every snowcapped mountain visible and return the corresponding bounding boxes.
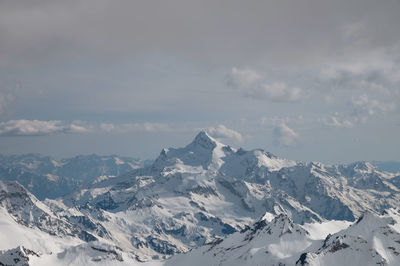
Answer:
[0,154,149,199]
[298,209,400,265]
[165,213,315,266]
[0,181,98,241]
[43,131,400,259]
[1,131,400,265]
[0,181,150,265]
[166,209,400,266]
[0,167,82,200]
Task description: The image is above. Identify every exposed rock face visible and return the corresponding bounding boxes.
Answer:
[0,246,39,266]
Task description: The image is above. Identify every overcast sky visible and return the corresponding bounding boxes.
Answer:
[1,0,399,164]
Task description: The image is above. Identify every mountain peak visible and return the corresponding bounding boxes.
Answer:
[268,214,308,236]
[244,213,309,240]
[152,131,224,170]
[190,131,218,150]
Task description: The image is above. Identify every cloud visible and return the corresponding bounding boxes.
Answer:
[228,67,261,88]
[0,80,22,116]
[1,0,399,68]
[0,120,64,136]
[0,120,172,136]
[319,61,400,96]
[99,122,171,133]
[228,67,304,102]
[0,120,92,136]
[351,94,396,116]
[207,125,243,142]
[319,93,396,128]
[67,122,93,133]
[323,116,354,128]
[273,122,299,147]
[246,82,303,102]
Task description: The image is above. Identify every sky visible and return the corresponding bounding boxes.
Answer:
[0,0,399,164]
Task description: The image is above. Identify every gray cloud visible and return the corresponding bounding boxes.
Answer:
[0,1,399,163]
[319,92,397,128]
[99,122,171,133]
[1,0,399,67]
[351,94,396,116]
[319,60,400,96]
[0,80,22,117]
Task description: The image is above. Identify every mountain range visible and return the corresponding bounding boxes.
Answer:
[1,131,399,265]
[0,153,150,200]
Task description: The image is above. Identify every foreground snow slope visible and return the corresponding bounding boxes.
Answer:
[299,209,400,266]
[166,209,400,266]
[0,182,161,265]
[165,214,317,266]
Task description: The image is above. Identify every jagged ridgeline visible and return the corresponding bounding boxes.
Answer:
[1,131,400,265]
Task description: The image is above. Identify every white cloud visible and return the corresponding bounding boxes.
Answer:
[273,122,299,147]
[66,122,93,133]
[0,120,71,136]
[323,116,354,128]
[228,67,304,102]
[228,67,261,88]
[207,125,243,142]
[0,120,171,137]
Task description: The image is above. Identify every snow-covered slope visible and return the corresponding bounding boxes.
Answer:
[0,181,98,242]
[0,181,159,265]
